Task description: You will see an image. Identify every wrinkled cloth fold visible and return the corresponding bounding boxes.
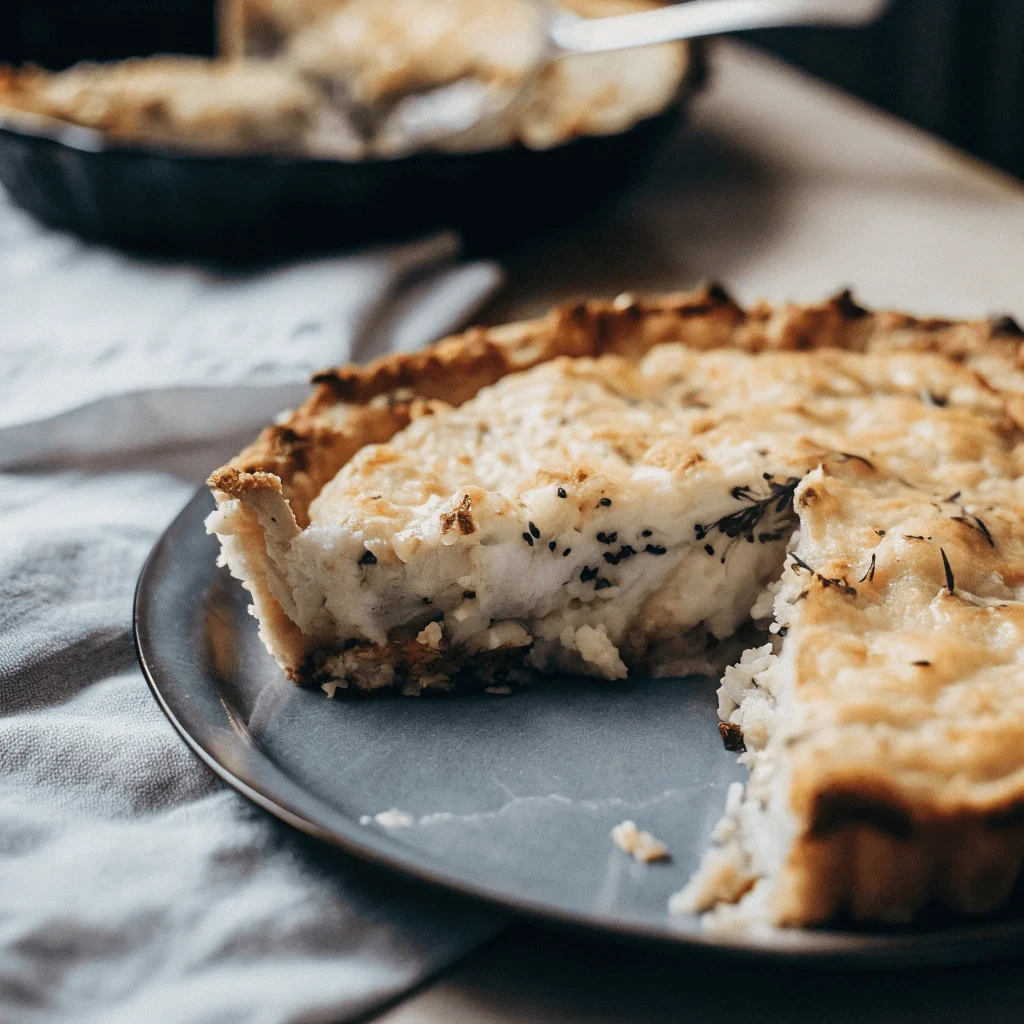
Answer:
[0,193,505,1023]
[0,198,502,466]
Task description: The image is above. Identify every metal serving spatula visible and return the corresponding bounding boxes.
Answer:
[384,0,891,149]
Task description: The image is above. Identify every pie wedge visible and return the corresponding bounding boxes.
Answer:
[207,285,1024,928]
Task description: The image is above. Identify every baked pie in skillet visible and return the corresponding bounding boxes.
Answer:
[207,285,1024,929]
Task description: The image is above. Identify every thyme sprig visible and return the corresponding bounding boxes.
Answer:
[695,474,801,546]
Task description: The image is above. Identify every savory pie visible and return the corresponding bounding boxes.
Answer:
[0,0,693,160]
[207,285,1024,928]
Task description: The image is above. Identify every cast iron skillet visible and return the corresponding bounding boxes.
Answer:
[0,52,704,259]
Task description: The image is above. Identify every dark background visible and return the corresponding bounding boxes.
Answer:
[0,1,217,69]
[742,1,1024,180]
[3,1,1024,180]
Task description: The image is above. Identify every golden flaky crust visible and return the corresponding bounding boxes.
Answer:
[208,284,1024,927]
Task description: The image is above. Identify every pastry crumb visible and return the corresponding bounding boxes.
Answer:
[416,621,443,649]
[669,840,754,915]
[361,808,414,828]
[611,820,670,863]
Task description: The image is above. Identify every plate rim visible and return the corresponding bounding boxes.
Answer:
[135,487,1024,967]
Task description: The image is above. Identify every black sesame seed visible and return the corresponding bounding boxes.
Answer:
[557,487,568,499]
[596,531,617,545]
[642,530,652,537]
[562,548,572,557]
[528,521,541,539]
[704,544,715,556]
[422,597,432,605]
[522,532,534,546]
[599,498,612,507]
[645,544,667,556]
[359,550,378,565]
[595,578,613,590]
[858,553,876,583]
[778,626,789,637]
[580,566,598,582]
[618,545,636,559]
[548,540,557,551]
[463,590,476,599]
[603,552,620,565]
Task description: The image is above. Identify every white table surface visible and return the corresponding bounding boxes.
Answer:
[373,39,1024,1024]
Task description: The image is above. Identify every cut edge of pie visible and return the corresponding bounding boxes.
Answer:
[206,283,1024,928]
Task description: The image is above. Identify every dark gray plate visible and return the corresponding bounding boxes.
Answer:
[136,489,1024,966]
